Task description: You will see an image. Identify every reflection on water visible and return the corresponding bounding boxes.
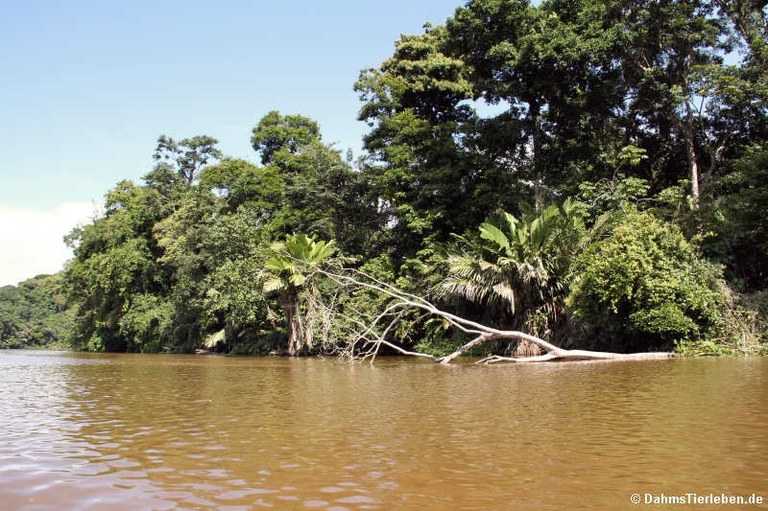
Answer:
[1,351,767,510]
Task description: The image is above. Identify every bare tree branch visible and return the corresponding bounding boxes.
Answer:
[316,267,674,365]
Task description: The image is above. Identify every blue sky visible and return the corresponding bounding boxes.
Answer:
[0,0,460,285]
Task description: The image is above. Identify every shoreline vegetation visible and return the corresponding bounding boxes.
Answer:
[3,0,767,361]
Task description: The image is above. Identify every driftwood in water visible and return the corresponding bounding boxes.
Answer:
[317,268,673,365]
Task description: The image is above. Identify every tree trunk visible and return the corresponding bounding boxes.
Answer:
[438,330,671,365]
[529,99,545,212]
[683,102,700,203]
[285,293,303,356]
[318,268,675,365]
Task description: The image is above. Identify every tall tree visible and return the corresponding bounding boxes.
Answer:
[448,0,628,204]
[152,135,223,187]
[249,112,381,253]
[613,0,730,203]
[64,181,167,351]
[251,111,321,165]
[356,23,487,256]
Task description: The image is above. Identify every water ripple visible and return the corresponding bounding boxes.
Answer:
[1,351,767,510]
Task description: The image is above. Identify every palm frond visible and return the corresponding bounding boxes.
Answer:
[441,277,491,304]
[263,277,285,293]
[289,273,307,287]
[479,223,510,252]
[490,283,516,313]
[443,200,588,329]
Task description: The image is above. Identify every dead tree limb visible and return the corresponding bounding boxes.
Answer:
[316,267,673,364]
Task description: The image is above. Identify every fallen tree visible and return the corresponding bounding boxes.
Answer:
[316,267,673,365]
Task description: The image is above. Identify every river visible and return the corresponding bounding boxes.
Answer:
[0,350,766,510]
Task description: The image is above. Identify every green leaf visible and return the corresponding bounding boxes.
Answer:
[479,223,510,251]
[289,274,307,287]
[263,277,285,293]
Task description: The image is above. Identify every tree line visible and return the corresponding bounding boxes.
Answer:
[0,274,73,349]
[7,0,767,357]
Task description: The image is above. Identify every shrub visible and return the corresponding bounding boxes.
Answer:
[567,210,726,352]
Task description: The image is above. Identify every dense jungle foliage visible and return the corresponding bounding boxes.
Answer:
[8,0,768,356]
[0,274,73,349]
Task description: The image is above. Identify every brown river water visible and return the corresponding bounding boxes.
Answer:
[1,351,766,511]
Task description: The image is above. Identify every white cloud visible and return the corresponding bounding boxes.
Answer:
[0,202,97,286]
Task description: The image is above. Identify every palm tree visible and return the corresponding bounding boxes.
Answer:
[262,234,336,355]
[442,199,585,347]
